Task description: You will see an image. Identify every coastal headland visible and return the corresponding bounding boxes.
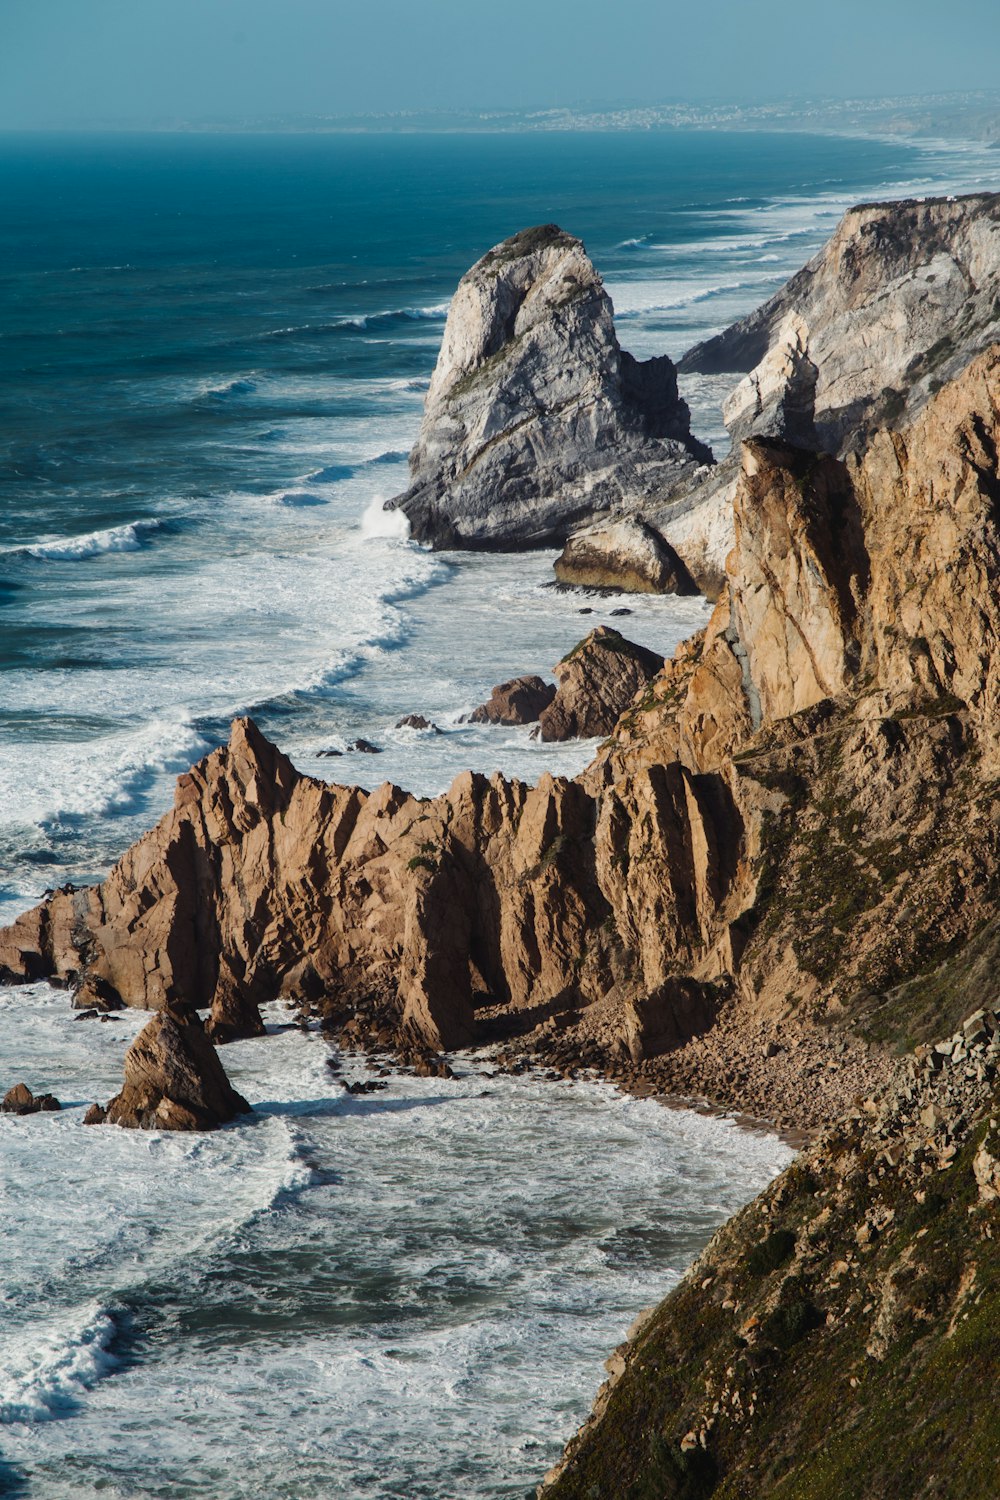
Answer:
[4,193,1000,1496]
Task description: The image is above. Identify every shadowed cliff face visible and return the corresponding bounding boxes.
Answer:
[536,352,1000,1500]
[595,348,1000,1044]
[4,350,1000,1083]
[541,1013,1000,1500]
[386,223,712,549]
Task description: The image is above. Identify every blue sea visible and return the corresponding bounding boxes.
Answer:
[0,129,995,1498]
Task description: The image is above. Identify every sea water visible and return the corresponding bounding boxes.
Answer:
[0,128,994,1497]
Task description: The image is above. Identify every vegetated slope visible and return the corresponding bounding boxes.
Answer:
[541,1008,1000,1499]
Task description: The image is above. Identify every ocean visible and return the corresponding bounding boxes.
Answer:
[0,128,995,1498]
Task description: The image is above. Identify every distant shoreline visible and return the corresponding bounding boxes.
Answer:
[5,89,1000,144]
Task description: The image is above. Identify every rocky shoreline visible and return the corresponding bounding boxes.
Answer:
[4,191,1000,1495]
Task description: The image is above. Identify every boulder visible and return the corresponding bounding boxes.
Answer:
[538,628,664,742]
[104,1007,252,1131]
[2,1082,34,1114]
[554,516,699,595]
[622,979,719,1063]
[396,715,440,732]
[72,975,124,1012]
[1,1083,61,1115]
[386,224,712,549]
[469,674,556,726]
[973,1130,1000,1203]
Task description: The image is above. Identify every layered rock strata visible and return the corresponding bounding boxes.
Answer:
[386,224,712,549]
[663,192,1000,593]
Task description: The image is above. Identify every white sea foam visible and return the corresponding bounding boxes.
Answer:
[359,493,411,540]
[259,303,449,340]
[6,518,162,562]
[0,1307,120,1424]
[611,275,778,318]
[0,714,209,832]
[0,985,793,1495]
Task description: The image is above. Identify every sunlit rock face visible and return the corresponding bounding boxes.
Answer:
[387,224,712,550]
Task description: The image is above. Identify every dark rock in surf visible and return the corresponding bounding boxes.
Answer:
[469,675,556,727]
[1,1083,61,1115]
[537,628,664,742]
[396,715,441,732]
[104,1006,252,1131]
[72,974,124,1012]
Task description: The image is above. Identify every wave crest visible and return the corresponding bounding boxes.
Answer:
[0,1306,119,1424]
[7,519,162,563]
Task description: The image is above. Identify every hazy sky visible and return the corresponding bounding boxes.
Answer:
[2,0,999,128]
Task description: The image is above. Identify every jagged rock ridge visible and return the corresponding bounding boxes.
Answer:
[386,224,712,549]
[6,350,1000,1097]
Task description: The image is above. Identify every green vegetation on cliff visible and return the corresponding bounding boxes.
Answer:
[543,1013,1000,1500]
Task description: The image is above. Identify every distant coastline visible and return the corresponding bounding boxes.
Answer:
[18,88,1000,143]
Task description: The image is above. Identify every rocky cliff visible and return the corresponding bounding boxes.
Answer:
[532,344,1000,1496]
[386,224,712,549]
[5,264,1000,1495]
[6,349,1000,1128]
[682,192,1000,454]
[382,196,1000,603]
[659,192,1000,594]
[541,1005,1000,1499]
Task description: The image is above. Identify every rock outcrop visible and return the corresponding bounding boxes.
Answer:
[540,1003,1000,1497]
[469,674,556,726]
[104,1007,251,1131]
[682,191,1000,454]
[0,713,737,1060]
[537,627,664,742]
[1,1083,61,1115]
[553,515,698,595]
[658,191,1000,593]
[386,224,712,549]
[4,347,1000,1111]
